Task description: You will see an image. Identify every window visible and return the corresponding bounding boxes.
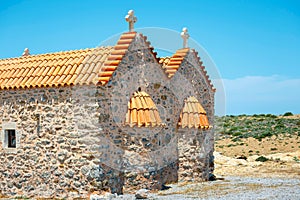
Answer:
[6,130,16,148]
[2,122,18,151]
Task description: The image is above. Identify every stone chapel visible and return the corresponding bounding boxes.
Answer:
[0,10,215,198]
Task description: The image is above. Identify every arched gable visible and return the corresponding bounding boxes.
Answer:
[98,32,166,87]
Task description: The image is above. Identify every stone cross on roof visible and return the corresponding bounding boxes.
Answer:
[125,10,137,32]
[22,48,30,56]
[181,27,190,48]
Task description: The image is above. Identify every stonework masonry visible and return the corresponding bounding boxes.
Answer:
[0,32,215,199]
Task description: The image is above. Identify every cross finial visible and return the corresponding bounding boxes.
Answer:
[22,48,30,56]
[181,27,190,48]
[125,10,137,32]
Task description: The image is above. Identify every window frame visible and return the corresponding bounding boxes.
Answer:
[1,122,18,153]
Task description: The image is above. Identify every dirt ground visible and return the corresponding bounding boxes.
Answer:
[215,135,300,158]
[214,135,300,178]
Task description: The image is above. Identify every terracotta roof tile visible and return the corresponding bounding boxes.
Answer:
[97,32,137,85]
[125,91,164,128]
[0,47,114,89]
[159,49,215,92]
[160,48,189,78]
[98,32,159,86]
[1,32,215,91]
[178,96,211,129]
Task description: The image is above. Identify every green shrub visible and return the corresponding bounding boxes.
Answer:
[214,114,299,141]
[232,138,241,142]
[266,114,277,118]
[229,126,239,132]
[262,131,273,138]
[275,124,285,129]
[255,156,269,162]
[15,197,30,200]
[224,123,230,127]
[227,144,235,147]
[283,112,293,116]
[253,131,273,141]
[232,132,242,137]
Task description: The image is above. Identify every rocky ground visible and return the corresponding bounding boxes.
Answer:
[137,150,299,200]
[153,176,300,199]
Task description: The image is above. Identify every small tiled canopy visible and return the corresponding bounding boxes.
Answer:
[178,96,211,129]
[125,91,163,127]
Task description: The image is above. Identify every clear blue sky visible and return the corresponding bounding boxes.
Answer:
[1,0,299,115]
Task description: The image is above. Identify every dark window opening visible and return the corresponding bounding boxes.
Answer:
[7,130,16,148]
